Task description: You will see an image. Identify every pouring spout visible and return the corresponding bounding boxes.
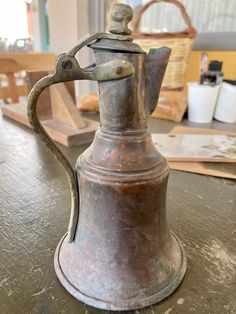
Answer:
[145,47,171,114]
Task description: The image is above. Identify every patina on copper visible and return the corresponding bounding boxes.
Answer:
[27,3,186,311]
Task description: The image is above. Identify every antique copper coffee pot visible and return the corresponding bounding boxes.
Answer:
[28,4,186,311]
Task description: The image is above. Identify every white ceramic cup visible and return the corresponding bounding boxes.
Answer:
[214,82,236,123]
[187,82,220,123]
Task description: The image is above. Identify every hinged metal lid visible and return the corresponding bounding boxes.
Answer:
[88,3,145,54]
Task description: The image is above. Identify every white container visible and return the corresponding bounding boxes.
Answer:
[214,82,236,123]
[187,82,220,123]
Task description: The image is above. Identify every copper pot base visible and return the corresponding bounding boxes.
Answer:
[54,233,187,311]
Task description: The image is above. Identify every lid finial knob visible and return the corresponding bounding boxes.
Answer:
[108,4,133,36]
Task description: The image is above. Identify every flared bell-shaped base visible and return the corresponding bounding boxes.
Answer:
[54,232,186,311]
[54,133,186,311]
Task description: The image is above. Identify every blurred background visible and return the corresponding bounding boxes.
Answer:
[0,0,236,121]
[1,0,236,53]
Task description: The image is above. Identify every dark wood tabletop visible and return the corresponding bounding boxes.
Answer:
[0,114,236,314]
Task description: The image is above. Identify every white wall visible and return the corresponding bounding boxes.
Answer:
[47,0,106,98]
[31,0,42,51]
[47,0,86,54]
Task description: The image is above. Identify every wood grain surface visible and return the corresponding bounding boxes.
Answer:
[0,114,235,314]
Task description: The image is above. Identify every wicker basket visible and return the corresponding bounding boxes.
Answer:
[132,0,197,90]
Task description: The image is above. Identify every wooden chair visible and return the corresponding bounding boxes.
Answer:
[0,58,26,103]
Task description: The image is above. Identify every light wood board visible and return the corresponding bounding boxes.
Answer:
[168,126,236,179]
[152,134,236,162]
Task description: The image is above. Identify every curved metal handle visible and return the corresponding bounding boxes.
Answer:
[28,74,80,243]
[27,33,134,243]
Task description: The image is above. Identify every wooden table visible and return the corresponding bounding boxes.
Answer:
[0,114,235,314]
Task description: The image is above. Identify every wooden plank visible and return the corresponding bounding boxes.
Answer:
[65,81,76,103]
[1,103,30,127]
[170,126,236,136]
[26,71,52,120]
[50,84,87,129]
[1,104,99,147]
[26,71,75,116]
[168,126,236,179]
[169,161,236,179]
[43,118,99,147]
